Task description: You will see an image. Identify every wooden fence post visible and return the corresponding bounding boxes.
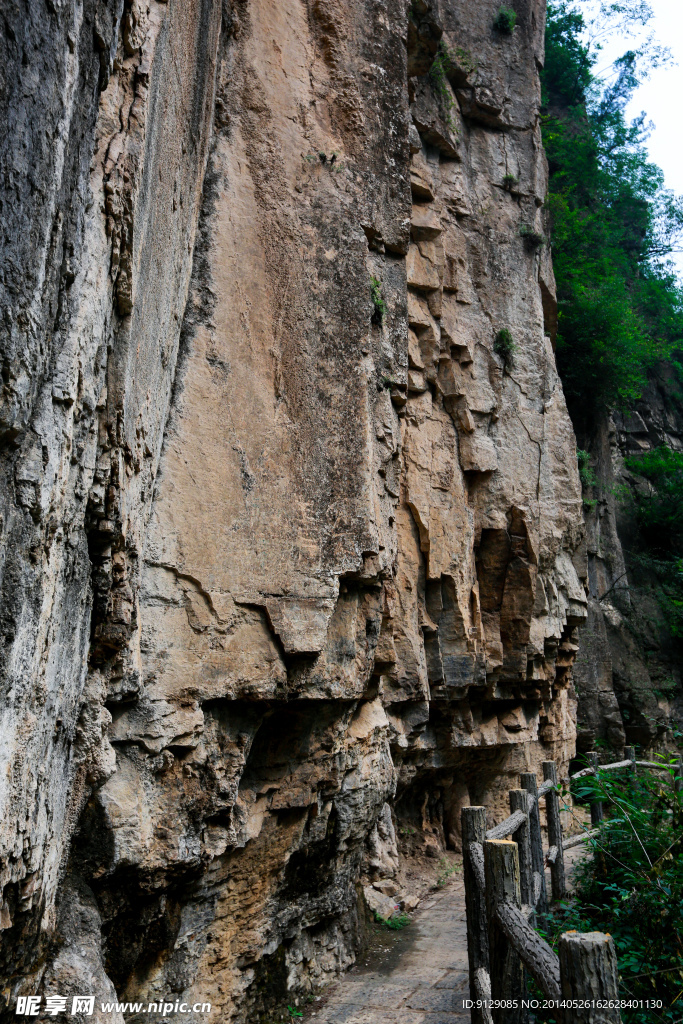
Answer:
[586,752,604,825]
[484,840,526,1024]
[624,745,636,779]
[509,790,533,910]
[542,761,565,900]
[461,807,490,1024]
[520,772,548,918]
[559,931,621,1023]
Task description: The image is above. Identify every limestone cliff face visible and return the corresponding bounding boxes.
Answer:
[0,0,585,1018]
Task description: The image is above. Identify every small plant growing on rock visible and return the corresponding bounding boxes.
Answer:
[493,6,517,34]
[494,328,516,367]
[375,911,410,930]
[577,449,597,490]
[577,449,598,509]
[519,223,546,248]
[370,276,387,325]
[436,856,461,888]
[428,42,458,131]
[502,172,519,190]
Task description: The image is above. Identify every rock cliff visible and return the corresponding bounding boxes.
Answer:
[573,370,683,759]
[0,0,586,1018]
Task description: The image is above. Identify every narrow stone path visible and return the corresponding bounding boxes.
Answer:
[305,845,590,1024]
[309,880,471,1024]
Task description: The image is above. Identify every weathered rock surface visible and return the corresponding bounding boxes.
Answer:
[573,365,683,757]
[0,0,586,1019]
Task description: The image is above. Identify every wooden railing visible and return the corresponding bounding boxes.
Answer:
[461,747,681,1024]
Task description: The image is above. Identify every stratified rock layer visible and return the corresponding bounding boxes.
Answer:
[0,0,585,1019]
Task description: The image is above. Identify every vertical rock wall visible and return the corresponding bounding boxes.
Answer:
[0,0,586,1019]
[573,369,683,757]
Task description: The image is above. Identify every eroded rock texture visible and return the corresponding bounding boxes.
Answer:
[573,369,683,757]
[0,0,585,1018]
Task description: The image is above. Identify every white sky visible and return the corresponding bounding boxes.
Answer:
[586,0,683,274]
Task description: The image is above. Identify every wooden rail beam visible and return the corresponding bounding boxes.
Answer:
[485,809,527,840]
[494,900,561,1001]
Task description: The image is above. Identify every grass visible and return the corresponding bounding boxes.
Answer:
[375,911,411,930]
[436,856,461,888]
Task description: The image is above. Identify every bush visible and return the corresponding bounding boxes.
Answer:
[519,223,545,248]
[538,759,683,1023]
[494,328,516,367]
[493,6,517,34]
[370,276,386,326]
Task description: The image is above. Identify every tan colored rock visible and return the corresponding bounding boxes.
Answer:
[0,0,587,1020]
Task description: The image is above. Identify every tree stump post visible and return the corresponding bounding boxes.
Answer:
[461,807,490,1024]
[484,840,526,1024]
[509,789,533,911]
[520,772,548,918]
[559,931,621,1023]
[586,752,604,825]
[542,761,565,900]
[624,745,636,777]
[675,754,683,795]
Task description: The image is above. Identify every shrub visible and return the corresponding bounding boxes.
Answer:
[576,448,597,489]
[494,328,516,367]
[519,223,546,247]
[502,172,519,190]
[539,758,683,1023]
[370,276,387,325]
[493,6,517,34]
[428,42,457,131]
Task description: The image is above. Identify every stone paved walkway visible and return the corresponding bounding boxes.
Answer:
[309,879,471,1024]
[306,846,589,1024]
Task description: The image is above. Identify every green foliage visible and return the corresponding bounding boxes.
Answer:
[374,911,410,930]
[370,276,387,326]
[502,172,519,190]
[493,6,517,34]
[541,760,683,1022]
[436,856,461,888]
[494,328,517,367]
[542,2,683,431]
[519,223,546,248]
[577,448,599,508]
[287,1008,303,1019]
[577,448,597,489]
[623,446,683,636]
[428,42,457,130]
